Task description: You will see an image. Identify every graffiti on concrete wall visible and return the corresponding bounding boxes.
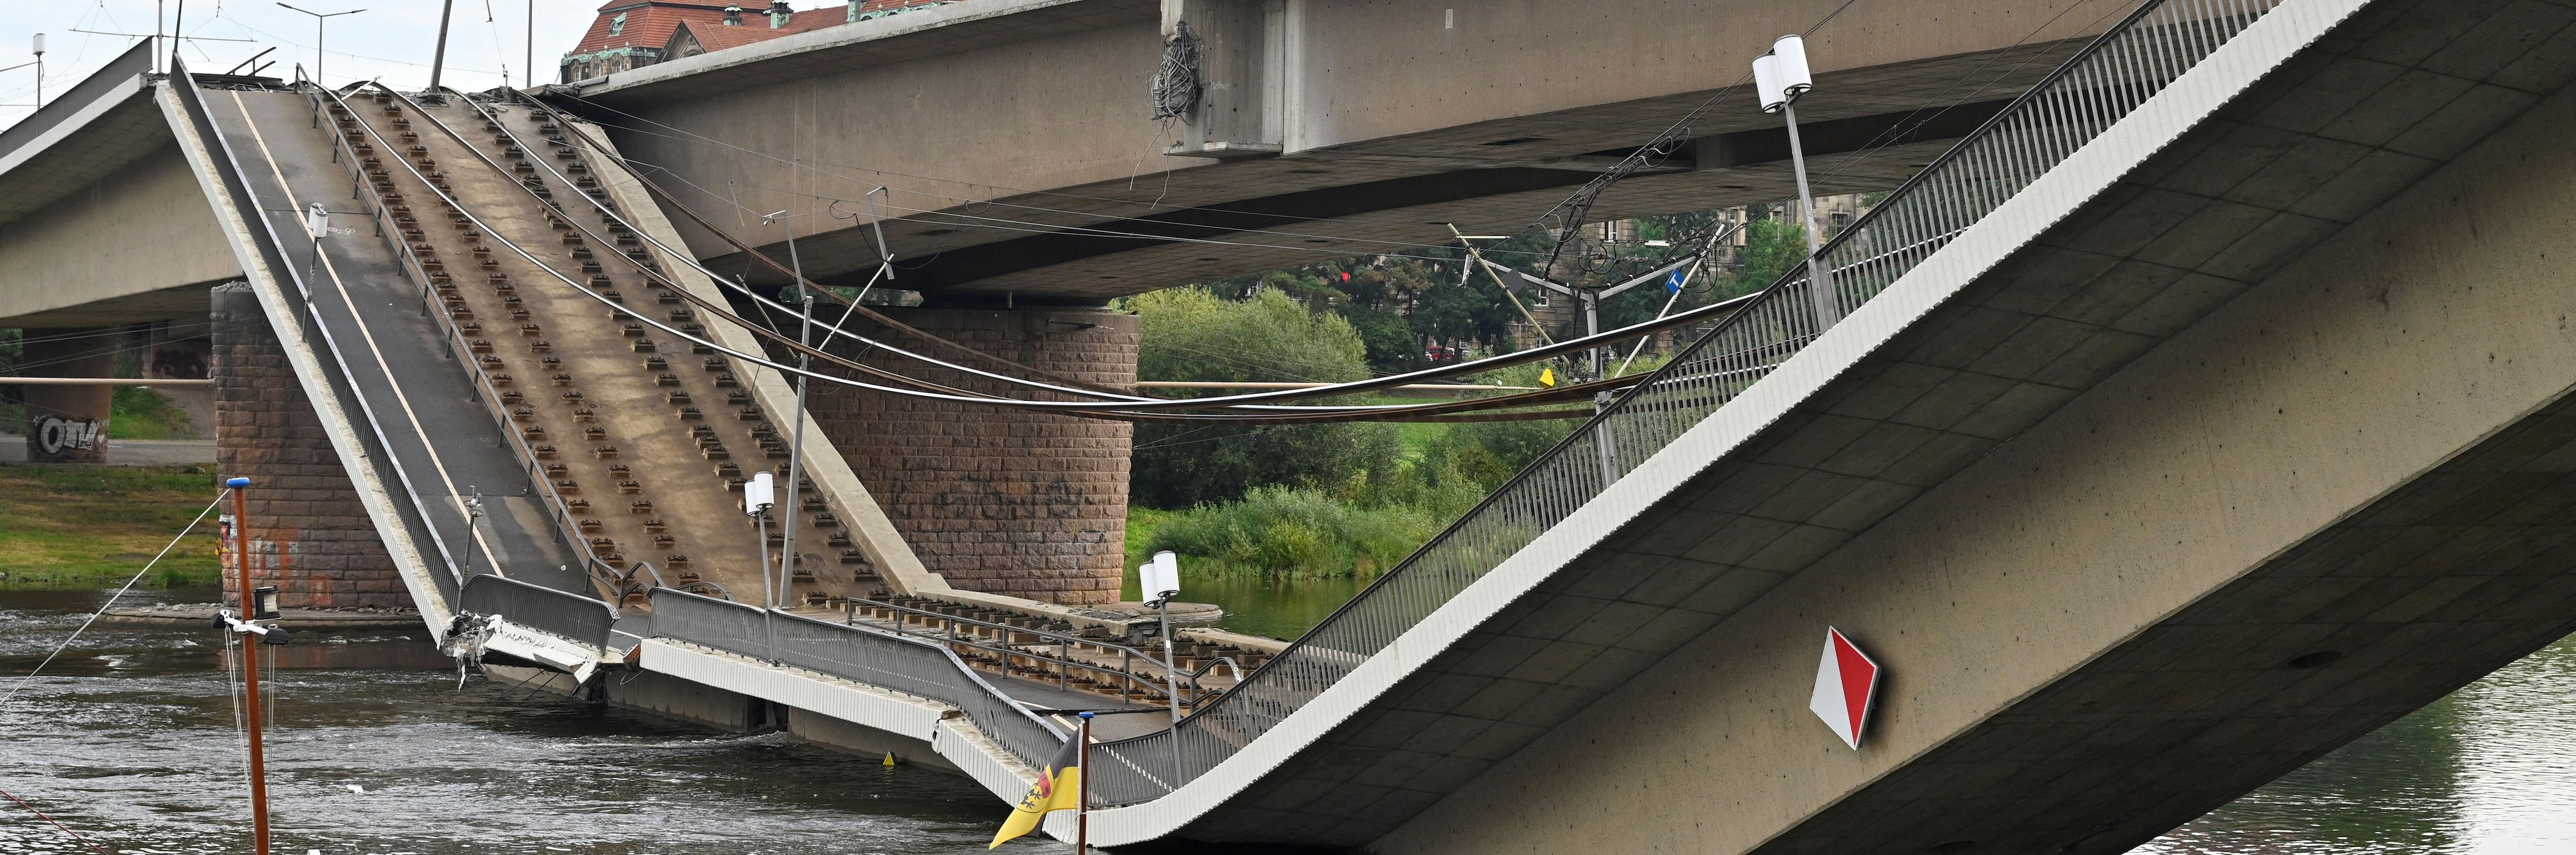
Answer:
[31,416,105,455]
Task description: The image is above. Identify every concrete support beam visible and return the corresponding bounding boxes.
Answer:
[1161,0,1285,159]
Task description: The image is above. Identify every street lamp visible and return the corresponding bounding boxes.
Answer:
[745,471,776,608]
[3,35,47,109]
[277,4,364,87]
[1754,34,1837,328]
[1139,550,1187,784]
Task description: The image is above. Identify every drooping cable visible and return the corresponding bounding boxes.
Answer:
[392,85,1749,418]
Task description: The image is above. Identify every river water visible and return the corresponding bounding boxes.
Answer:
[5,584,2573,853]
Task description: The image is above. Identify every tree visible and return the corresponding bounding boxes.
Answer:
[1129,288,1402,508]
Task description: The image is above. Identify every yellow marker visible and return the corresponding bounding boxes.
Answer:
[1539,367,1557,388]
[883,751,898,767]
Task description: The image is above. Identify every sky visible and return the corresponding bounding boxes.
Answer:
[0,1,609,129]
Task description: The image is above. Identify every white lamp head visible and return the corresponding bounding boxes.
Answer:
[306,202,330,240]
[32,33,44,56]
[1142,550,1181,603]
[1773,35,1815,99]
[1753,55,1787,113]
[1754,35,1816,113]
[745,471,775,515]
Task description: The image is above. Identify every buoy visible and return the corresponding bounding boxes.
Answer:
[882,751,897,767]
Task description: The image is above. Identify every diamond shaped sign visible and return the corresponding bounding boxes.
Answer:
[1808,627,1881,750]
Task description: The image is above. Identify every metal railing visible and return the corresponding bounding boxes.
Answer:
[460,573,620,650]
[649,588,1068,770]
[850,597,1228,706]
[301,85,627,604]
[168,62,466,610]
[1084,0,2283,805]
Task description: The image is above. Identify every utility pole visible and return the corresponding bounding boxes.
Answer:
[763,210,814,611]
[428,0,457,97]
[1754,35,1836,329]
[526,0,536,90]
[278,5,365,87]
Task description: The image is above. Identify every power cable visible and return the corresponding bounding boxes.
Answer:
[489,88,1709,415]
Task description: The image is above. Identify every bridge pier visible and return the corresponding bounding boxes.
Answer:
[809,305,1139,605]
[15,326,117,463]
[210,285,403,609]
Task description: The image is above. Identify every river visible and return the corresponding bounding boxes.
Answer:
[5,584,2573,853]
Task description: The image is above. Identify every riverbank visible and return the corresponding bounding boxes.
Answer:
[0,463,224,589]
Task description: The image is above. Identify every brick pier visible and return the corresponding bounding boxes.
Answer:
[210,286,403,608]
[809,306,1138,605]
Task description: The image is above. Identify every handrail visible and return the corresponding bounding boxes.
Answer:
[849,597,1208,705]
[166,62,466,610]
[1083,0,2285,806]
[460,572,619,651]
[301,84,624,602]
[649,588,1067,770]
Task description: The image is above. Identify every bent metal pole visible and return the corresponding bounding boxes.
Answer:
[229,475,274,855]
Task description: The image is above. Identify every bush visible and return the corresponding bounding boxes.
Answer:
[1140,486,1444,578]
[1129,287,1403,509]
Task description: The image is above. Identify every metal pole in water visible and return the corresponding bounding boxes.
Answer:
[228,476,274,855]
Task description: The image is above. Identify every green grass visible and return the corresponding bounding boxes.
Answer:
[1127,486,1450,579]
[109,387,196,440]
[0,464,225,589]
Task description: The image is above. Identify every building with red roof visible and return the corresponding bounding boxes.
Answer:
[561,1,961,83]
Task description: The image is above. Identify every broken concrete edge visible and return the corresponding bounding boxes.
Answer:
[575,121,1151,637]
[157,79,455,643]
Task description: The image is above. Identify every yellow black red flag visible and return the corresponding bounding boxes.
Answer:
[989,734,1081,848]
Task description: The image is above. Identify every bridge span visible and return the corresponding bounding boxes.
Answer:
[6,0,2576,851]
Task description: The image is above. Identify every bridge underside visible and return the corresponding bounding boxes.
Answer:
[565,0,2130,302]
[1080,0,2576,850]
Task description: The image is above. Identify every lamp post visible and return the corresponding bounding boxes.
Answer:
[746,471,776,608]
[276,4,364,87]
[29,33,40,108]
[1754,34,1837,329]
[762,210,815,612]
[1140,551,1186,784]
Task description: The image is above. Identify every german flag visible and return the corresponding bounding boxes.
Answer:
[989,734,1081,848]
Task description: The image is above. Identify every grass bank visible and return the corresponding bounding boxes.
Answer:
[0,464,224,589]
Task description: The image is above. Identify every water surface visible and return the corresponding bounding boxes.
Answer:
[1,588,1010,854]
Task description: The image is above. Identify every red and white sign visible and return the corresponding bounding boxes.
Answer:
[1808,626,1881,750]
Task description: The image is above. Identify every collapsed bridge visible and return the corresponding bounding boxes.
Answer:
[9,0,2576,851]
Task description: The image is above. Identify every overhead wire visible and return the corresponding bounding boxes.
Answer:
[488,87,1708,416]
[368,84,1617,421]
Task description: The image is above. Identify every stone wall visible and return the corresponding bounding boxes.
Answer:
[807,306,1138,605]
[210,286,402,608]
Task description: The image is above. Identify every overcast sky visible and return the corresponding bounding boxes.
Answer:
[0,1,607,129]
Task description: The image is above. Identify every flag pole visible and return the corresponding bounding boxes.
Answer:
[1077,710,1094,855]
